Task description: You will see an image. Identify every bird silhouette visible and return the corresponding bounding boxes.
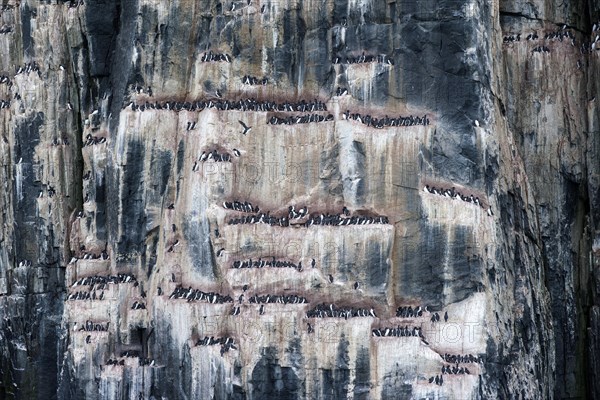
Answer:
[238,120,252,135]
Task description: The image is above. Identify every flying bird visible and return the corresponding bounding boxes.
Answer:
[238,120,251,135]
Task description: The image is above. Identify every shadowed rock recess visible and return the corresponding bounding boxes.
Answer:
[0,0,599,399]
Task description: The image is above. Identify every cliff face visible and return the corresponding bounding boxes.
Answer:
[0,0,598,399]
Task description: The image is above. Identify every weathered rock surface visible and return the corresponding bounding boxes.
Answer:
[0,0,598,399]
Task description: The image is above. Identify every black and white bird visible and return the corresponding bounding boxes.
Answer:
[217,248,225,257]
[233,148,241,157]
[238,120,251,135]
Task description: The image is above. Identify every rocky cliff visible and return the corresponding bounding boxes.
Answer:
[0,0,598,399]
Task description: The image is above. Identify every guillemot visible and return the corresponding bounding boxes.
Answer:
[238,120,251,135]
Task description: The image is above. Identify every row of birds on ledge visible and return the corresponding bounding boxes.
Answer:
[193,149,237,166]
[306,303,376,319]
[229,299,311,315]
[189,50,393,67]
[50,137,70,145]
[502,27,574,44]
[443,353,482,364]
[74,321,109,332]
[396,305,426,318]
[247,294,308,304]
[105,356,156,367]
[227,210,390,227]
[225,203,388,226]
[67,290,105,301]
[343,110,430,128]
[17,260,32,267]
[532,46,551,53]
[372,325,423,338]
[395,306,448,324]
[423,185,493,216]
[502,26,600,54]
[68,250,109,263]
[442,364,471,375]
[223,200,260,213]
[83,133,106,147]
[15,62,41,76]
[121,96,430,132]
[200,51,232,63]
[196,336,237,356]
[242,75,268,85]
[105,359,126,366]
[71,273,136,287]
[332,53,394,65]
[232,258,314,270]
[169,286,234,304]
[305,213,390,226]
[124,97,327,113]
[428,367,471,386]
[131,301,146,310]
[267,113,334,125]
[196,336,235,347]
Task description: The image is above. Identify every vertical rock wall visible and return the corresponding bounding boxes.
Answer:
[0,0,597,399]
